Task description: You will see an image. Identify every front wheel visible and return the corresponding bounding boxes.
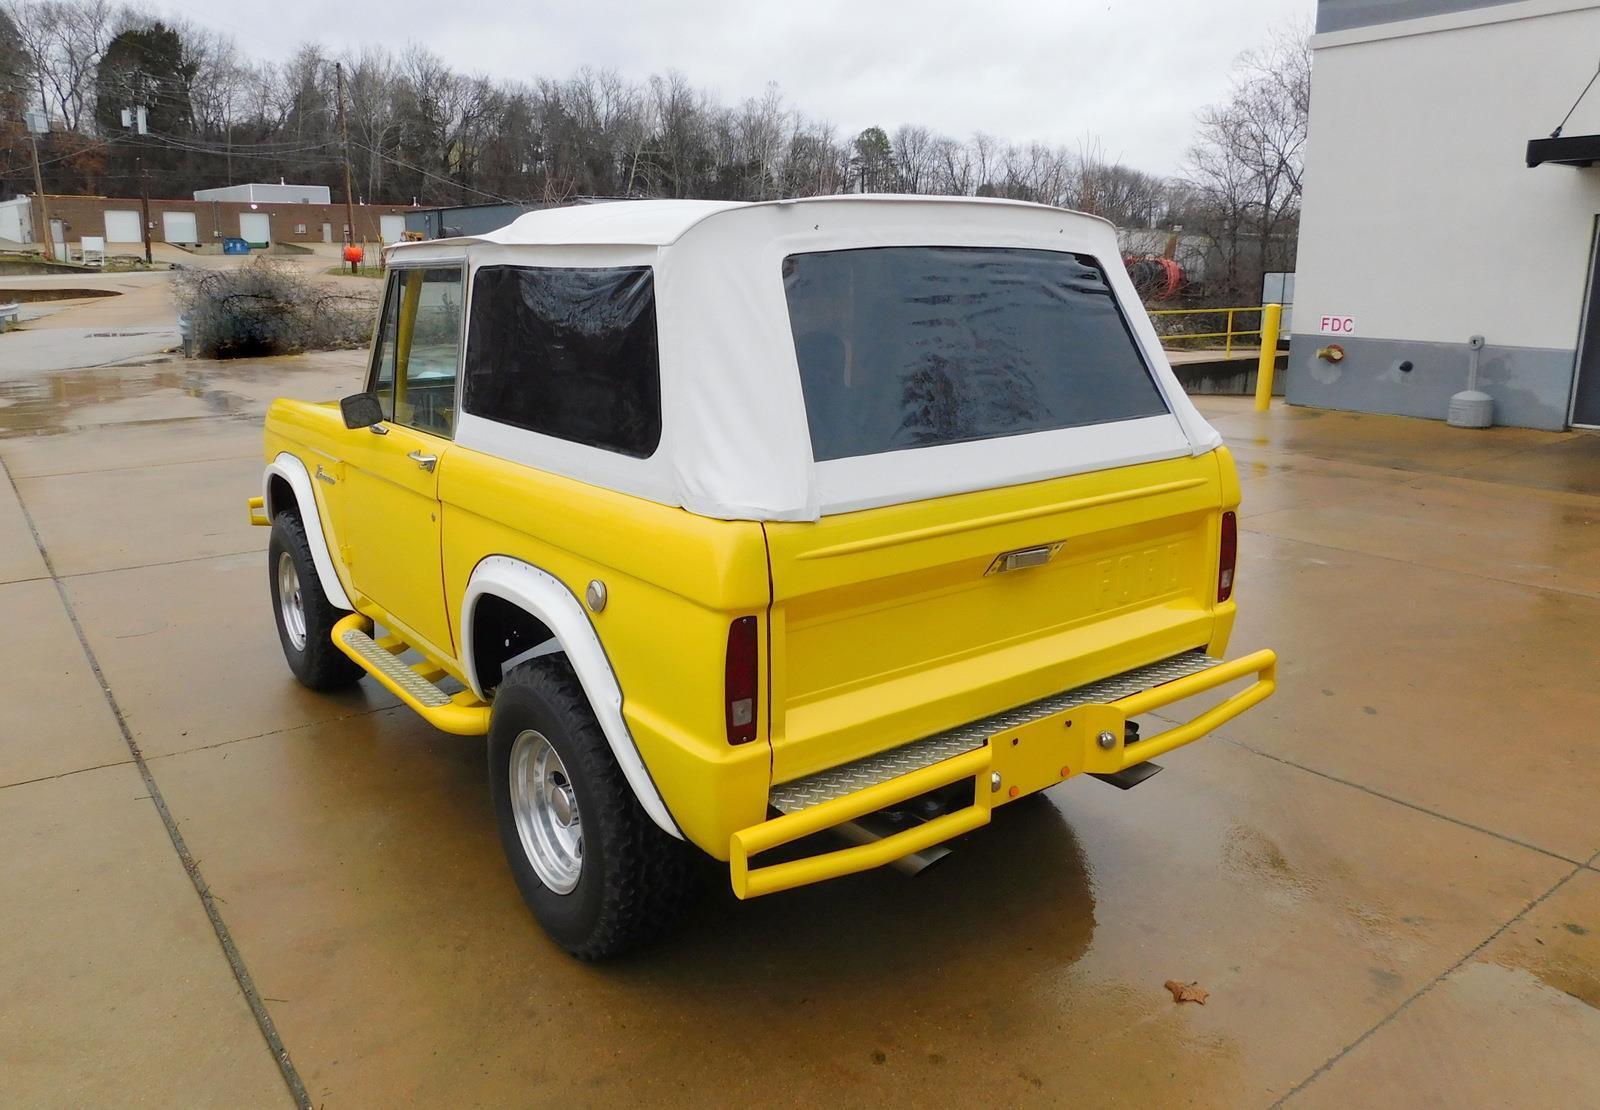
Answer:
[268,512,363,691]
[488,658,697,959]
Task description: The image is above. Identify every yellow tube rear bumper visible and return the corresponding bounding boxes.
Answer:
[730,648,1277,899]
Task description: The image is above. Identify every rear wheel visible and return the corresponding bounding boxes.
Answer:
[268,512,362,691]
[489,658,697,959]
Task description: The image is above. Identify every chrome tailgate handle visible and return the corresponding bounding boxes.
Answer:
[986,542,1062,575]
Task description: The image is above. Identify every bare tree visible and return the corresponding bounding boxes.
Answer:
[1181,23,1311,300]
[6,0,115,130]
[892,124,937,193]
[0,0,1309,261]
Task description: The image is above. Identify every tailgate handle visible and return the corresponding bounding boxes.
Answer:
[988,543,1061,575]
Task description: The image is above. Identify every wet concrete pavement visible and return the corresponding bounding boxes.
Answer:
[1,335,1597,1106]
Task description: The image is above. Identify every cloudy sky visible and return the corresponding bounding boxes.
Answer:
[164,0,1314,176]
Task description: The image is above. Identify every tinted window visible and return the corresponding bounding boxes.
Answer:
[463,266,661,458]
[782,246,1168,461]
[369,266,463,437]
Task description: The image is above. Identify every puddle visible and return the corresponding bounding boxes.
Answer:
[0,362,257,437]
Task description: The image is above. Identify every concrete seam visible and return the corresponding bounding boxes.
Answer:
[0,574,53,586]
[0,756,137,792]
[8,451,261,481]
[1233,436,1595,498]
[1242,530,1600,603]
[1227,738,1583,866]
[1274,847,1600,1105]
[1439,437,1598,478]
[56,547,267,581]
[2,457,313,1110]
[0,409,257,443]
[146,704,402,763]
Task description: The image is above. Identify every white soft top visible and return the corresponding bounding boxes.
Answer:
[388,196,1224,522]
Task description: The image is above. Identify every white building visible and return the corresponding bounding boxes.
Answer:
[1292,0,1600,429]
[0,196,31,245]
[192,182,332,205]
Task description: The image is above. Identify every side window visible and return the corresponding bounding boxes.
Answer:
[463,265,661,458]
[370,277,399,416]
[368,266,463,437]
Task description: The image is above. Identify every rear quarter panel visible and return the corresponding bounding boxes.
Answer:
[438,447,773,857]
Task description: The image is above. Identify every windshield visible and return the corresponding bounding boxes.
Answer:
[782,246,1169,462]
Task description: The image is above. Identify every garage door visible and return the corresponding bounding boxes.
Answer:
[239,212,271,247]
[162,211,198,244]
[104,209,142,244]
[380,214,406,244]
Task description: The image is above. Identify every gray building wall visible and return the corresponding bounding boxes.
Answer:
[1286,336,1575,430]
[1294,1,1600,430]
[1316,0,1513,32]
[403,202,538,239]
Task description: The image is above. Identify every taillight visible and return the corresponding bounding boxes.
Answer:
[725,616,759,745]
[1218,511,1238,602]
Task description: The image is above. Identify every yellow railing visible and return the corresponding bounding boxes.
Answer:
[1148,302,1285,411]
[1146,305,1266,358]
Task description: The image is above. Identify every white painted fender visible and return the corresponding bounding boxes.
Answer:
[461,555,682,840]
[262,453,354,611]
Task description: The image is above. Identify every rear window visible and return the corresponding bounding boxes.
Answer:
[463,265,661,458]
[782,246,1168,462]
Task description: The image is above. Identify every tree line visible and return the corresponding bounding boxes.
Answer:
[0,1,1306,301]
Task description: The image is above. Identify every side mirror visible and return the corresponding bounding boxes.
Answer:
[340,392,384,430]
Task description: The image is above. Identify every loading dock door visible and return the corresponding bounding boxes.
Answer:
[104,209,142,244]
[380,214,406,244]
[162,211,198,244]
[239,211,271,247]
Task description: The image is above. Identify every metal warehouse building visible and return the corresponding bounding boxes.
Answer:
[1292,0,1600,429]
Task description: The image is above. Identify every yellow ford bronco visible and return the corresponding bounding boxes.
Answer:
[251,196,1276,958]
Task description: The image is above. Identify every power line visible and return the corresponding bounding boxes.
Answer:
[348,139,520,204]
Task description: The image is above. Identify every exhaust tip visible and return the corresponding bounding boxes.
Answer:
[834,817,954,876]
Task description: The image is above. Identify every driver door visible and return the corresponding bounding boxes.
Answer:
[338,264,464,658]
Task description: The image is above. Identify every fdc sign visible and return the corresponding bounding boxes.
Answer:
[1319,315,1356,334]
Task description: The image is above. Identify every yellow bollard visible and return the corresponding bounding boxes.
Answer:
[1254,303,1283,412]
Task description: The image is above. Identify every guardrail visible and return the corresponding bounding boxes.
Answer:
[1147,304,1266,358]
[1149,302,1286,411]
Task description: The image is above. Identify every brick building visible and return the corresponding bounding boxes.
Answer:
[13,190,427,254]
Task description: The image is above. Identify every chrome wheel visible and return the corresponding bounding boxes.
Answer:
[509,729,583,894]
[276,551,307,651]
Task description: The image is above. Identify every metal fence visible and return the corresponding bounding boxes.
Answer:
[1146,305,1267,358]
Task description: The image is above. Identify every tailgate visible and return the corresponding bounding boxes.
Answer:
[763,452,1226,783]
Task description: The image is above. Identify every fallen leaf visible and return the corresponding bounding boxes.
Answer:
[1164,979,1209,1005]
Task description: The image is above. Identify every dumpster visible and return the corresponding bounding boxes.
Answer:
[222,237,250,255]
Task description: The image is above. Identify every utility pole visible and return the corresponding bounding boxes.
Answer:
[27,124,53,262]
[335,61,358,270]
[120,104,152,263]
[136,155,153,265]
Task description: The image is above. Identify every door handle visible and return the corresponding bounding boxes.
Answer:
[407,450,438,472]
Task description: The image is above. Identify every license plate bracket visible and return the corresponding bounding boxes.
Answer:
[986,702,1128,804]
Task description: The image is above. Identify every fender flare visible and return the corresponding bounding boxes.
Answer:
[461,555,682,840]
[262,453,354,611]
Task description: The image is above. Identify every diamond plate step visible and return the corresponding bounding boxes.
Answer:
[340,626,452,707]
[769,650,1221,814]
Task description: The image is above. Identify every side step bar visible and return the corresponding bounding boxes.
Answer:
[331,613,491,736]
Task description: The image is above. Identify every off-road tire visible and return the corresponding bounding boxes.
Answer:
[489,658,698,960]
[268,511,363,691]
